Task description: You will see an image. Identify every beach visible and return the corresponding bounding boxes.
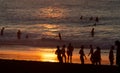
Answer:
[0,0,120,73]
[0,41,117,65]
[0,59,118,73]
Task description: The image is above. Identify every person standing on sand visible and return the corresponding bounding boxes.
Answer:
[17,30,21,39]
[109,45,114,66]
[67,43,74,63]
[1,27,5,36]
[79,45,86,64]
[115,40,120,66]
[61,45,66,63]
[93,46,101,65]
[88,45,94,64]
[55,45,63,63]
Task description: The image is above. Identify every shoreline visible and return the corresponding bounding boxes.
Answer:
[0,38,115,49]
[0,59,118,73]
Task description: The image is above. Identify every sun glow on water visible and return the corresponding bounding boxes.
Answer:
[40,6,65,18]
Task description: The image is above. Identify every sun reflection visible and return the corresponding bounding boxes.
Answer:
[39,52,57,62]
[40,6,65,18]
[42,24,58,29]
[40,24,60,36]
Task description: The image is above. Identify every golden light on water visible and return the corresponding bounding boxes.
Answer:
[40,24,61,36]
[42,24,58,29]
[40,6,65,18]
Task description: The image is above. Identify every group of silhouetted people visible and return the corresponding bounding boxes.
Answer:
[78,45,101,65]
[80,16,100,37]
[55,43,74,63]
[80,16,99,23]
[55,40,120,66]
[79,45,116,65]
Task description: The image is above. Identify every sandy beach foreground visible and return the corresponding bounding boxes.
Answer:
[0,59,118,73]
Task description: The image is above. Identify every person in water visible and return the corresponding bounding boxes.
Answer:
[91,28,95,37]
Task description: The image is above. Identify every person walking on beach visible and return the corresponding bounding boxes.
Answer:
[1,27,5,36]
[61,45,66,63]
[55,45,63,63]
[67,43,74,63]
[88,45,94,64]
[17,30,21,39]
[79,45,86,64]
[91,28,95,37]
[109,45,114,66]
[93,46,101,65]
[115,40,120,66]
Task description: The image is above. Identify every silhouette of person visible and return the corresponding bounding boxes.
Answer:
[17,30,21,39]
[79,45,86,64]
[80,16,83,20]
[88,45,94,64]
[58,32,62,40]
[67,43,74,63]
[109,45,114,66]
[89,17,93,21]
[95,16,99,22]
[1,27,5,36]
[93,46,101,65]
[91,28,95,37]
[61,45,66,63]
[55,45,63,63]
[115,40,120,66]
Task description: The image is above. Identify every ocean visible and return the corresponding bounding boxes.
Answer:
[0,0,119,65]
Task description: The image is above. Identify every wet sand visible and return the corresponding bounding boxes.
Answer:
[0,59,118,73]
